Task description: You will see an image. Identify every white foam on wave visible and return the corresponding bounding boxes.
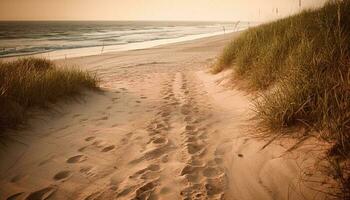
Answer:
[36,28,247,60]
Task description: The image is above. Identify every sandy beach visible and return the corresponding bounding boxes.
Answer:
[0,33,328,200]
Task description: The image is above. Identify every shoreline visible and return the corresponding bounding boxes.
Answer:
[1,29,246,61]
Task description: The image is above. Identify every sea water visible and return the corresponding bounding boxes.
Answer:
[0,21,252,59]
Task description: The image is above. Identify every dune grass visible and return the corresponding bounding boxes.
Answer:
[213,1,350,198]
[0,58,99,132]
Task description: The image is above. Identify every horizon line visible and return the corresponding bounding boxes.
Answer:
[0,19,258,23]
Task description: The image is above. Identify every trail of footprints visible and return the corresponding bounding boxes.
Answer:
[21,87,151,200]
[178,73,226,200]
[115,74,178,199]
[12,90,124,200]
[6,72,226,200]
[6,132,118,200]
[114,73,226,200]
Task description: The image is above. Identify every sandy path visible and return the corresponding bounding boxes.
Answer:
[0,33,328,200]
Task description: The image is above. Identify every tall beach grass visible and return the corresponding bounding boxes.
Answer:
[0,58,99,133]
[214,1,350,198]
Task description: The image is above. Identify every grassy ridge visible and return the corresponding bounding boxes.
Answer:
[214,1,350,197]
[0,58,99,132]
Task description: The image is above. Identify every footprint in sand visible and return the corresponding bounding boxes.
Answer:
[6,192,24,200]
[67,155,87,163]
[25,186,56,200]
[80,118,88,122]
[92,140,106,148]
[180,165,198,176]
[202,167,224,178]
[78,146,88,152]
[133,179,159,199]
[72,114,81,119]
[161,112,170,117]
[184,125,195,131]
[214,157,224,165]
[162,95,171,100]
[181,184,206,199]
[146,164,161,172]
[186,143,205,155]
[205,182,223,196]
[130,145,168,164]
[53,170,71,181]
[102,145,115,152]
[98,116,109,121]
[130,164,161,179]
[120,137,129,145]
[85,136,95,142]
[11,174,26,183]
[152,137,167,145]
[184,116,192,122]
[185,136,197,143]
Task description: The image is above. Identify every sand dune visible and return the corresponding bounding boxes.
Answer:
[0,33,328,200]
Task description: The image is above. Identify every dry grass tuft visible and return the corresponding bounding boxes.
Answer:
[0,57,99,132]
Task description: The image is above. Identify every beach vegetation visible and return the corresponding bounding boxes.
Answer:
[214,1,350,198]
[0,58,99,133]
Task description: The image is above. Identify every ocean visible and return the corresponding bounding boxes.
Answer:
[0,21,251,59]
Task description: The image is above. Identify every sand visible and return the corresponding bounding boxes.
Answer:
[0,32,329,200]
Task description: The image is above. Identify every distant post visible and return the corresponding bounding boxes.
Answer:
[234,21,240,31]
[101,42,105,54]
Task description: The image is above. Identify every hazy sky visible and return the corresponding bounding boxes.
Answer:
[0,0,327,22]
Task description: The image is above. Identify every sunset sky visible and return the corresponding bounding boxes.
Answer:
[0,0,327,22]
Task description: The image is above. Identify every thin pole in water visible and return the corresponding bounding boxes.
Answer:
[101,42,105,55]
